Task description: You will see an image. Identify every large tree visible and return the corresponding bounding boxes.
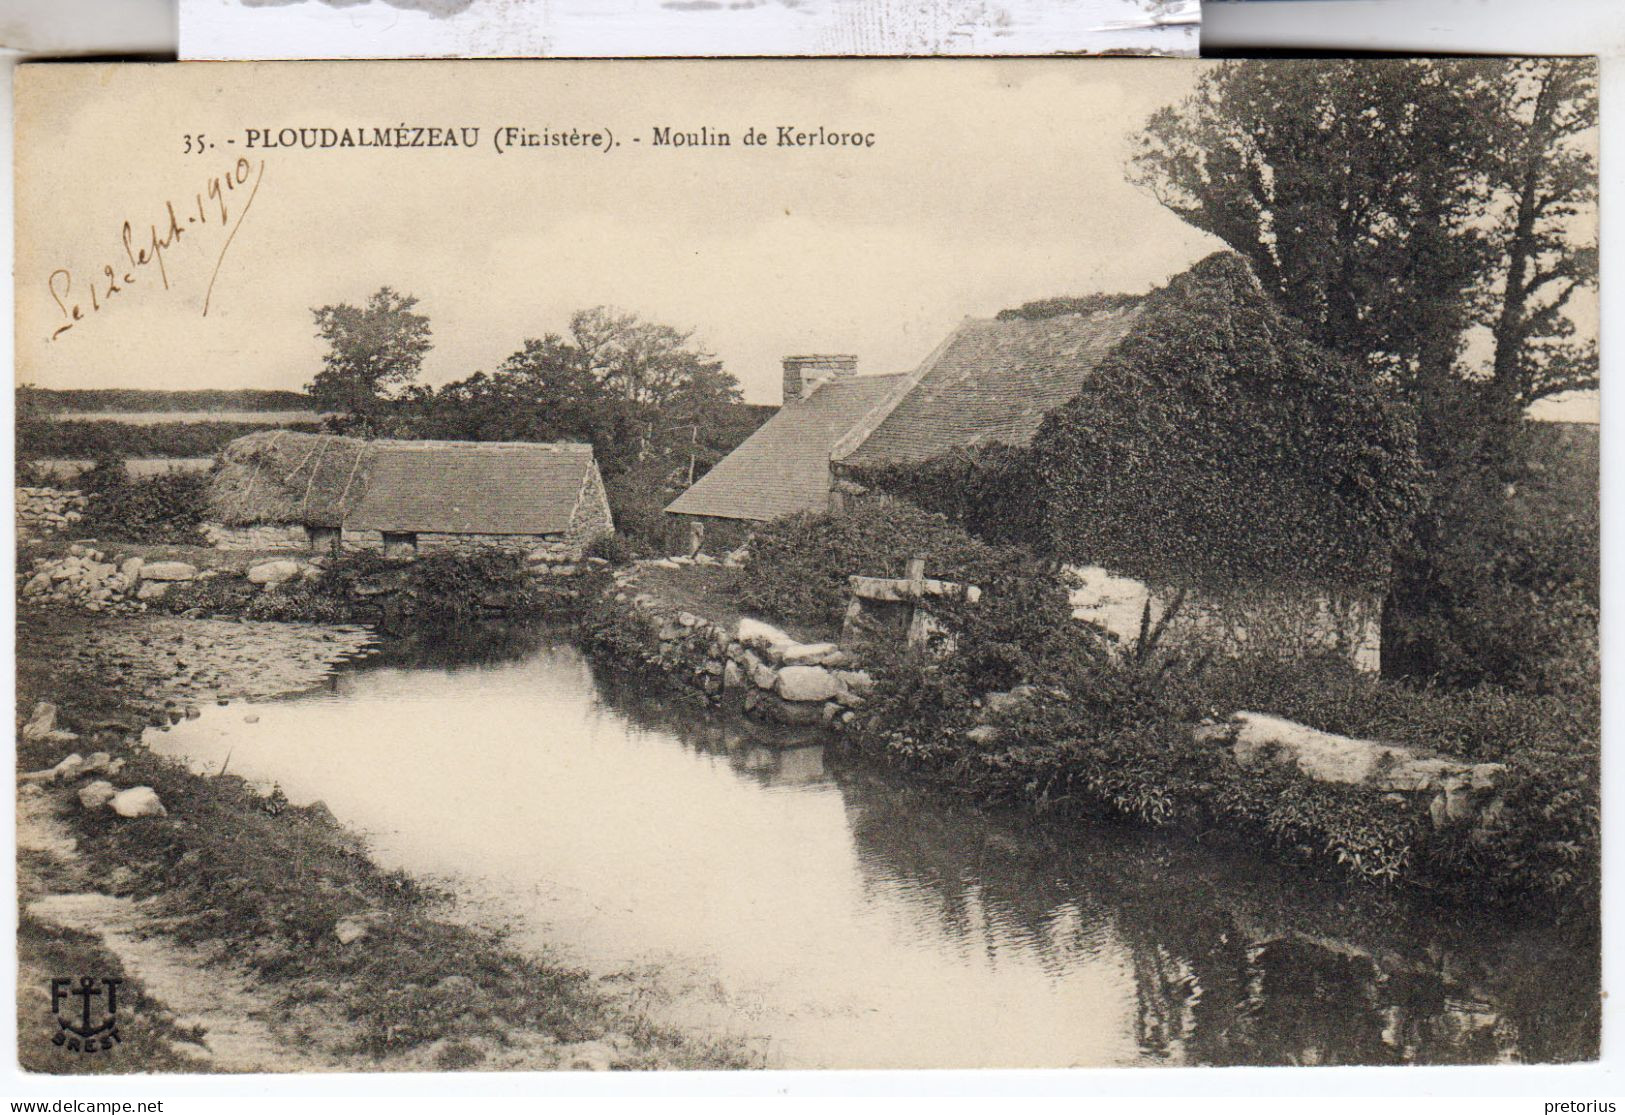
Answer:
[1481,59,1600,419]
[1131,59,1597,441]
[308,287,433,424]
[1132,59,1598,690]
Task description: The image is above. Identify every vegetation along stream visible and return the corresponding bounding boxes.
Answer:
[146,624,1598,1069]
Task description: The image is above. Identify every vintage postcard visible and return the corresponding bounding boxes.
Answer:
[12,58,1598,1074]
[177,0,1200,60]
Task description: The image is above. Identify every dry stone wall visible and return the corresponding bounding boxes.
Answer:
[17,487,87,542]
[604,563,872,729]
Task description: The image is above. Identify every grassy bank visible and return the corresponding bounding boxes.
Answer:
[16,610,752,1072]
[589,499,1599,921]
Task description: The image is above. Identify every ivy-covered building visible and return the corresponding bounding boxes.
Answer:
[667,253,1414,671]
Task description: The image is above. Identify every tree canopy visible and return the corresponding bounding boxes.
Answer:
[308,287,433,423]
[1131,58,1597,440]
[1132,58,1598,689]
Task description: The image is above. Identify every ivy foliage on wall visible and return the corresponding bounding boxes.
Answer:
[852,253,1424,594]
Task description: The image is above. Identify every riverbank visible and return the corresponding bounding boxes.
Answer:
[16,608,755,1072]
[580,557,1600,920]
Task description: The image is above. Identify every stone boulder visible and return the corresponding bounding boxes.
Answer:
[247,560,301,586]
[775,665,842,704]
[78,780,118,811]
[109,786,167,818]
[334,915,372,945]
[140,562,198,582]
[1219,712,1504,792]
[21,702,61,742]
[781,642,841,666]
[834,669,874,697]
[737,618,798,660]
[749,659,779,691]
[981,685,1041,719]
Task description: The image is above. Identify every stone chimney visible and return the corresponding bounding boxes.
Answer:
[782,354,857,403]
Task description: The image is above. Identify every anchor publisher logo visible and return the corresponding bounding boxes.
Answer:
[49,976,124,1053]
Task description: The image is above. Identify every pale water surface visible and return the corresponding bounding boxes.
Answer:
[148,628,1598,1068]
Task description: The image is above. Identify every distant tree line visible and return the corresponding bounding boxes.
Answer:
[16,419,321,462]
[17,387,314,414]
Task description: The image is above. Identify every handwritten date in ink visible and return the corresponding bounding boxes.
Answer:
[47,155,266,341]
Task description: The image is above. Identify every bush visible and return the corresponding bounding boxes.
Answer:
[850,643,1597,913]
[1386,420,1599,699]
[316,550,542,620]
[1194,654,1598,908]
[584,531,634,567]
[737,495,1030,631]
[603,466,689,557]
[79,465,210,545]
[157,576,261,616]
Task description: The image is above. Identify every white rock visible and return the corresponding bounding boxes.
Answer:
[737,618,797,659]
[834,669,874,696]
[136,581,170,600]
[247,560,301,585]
[140,562,198,582]
[775,665,842,703]
[120,557,144,579]
[780,642,841,665]
[21,702,58,741]
[334,916,370,945]
[78,780,118,811]
[78,752,114,776]
[110,786,167,818]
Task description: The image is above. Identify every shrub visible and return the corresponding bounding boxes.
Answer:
[737,495,1027,631]
[584,530,634,567]
[851,633,1597,912]
[1386,419,1599,699]
[157,576,260,616]
[318,550,541,620]
[603,466,688,557]
[79,466,210,545]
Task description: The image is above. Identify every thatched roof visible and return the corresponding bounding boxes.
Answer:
[209,430,372,528]
[208,431,600,532]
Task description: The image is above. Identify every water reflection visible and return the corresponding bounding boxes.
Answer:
[149,629,1598,1068]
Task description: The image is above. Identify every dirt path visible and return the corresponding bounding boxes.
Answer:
[15,609,755,1074]
[19,783,342,1072]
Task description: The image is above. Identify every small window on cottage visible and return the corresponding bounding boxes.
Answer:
[307,526,340,555]
[383,532,418,558]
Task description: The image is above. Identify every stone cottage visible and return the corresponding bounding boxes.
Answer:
[665,256,1386,670]
[206,431,613,560]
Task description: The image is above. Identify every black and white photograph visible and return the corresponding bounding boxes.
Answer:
[11,57,1600,1075]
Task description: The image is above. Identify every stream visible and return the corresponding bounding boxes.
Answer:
[146,624,1598,1069]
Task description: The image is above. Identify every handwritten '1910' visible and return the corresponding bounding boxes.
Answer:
[47,156,266,341]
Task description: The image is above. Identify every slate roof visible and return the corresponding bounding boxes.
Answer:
[835,303,1143,468]
[345,441,597,535]
[665,374,905,521]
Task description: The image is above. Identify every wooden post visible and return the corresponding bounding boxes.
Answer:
[904,556,929,649]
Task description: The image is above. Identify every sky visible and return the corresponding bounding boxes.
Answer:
[14,59,1598,421]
